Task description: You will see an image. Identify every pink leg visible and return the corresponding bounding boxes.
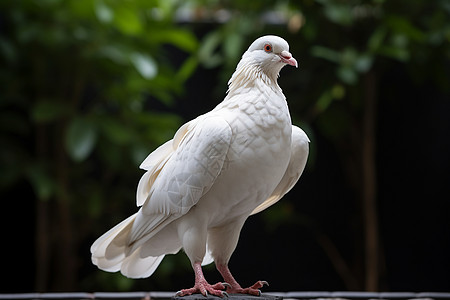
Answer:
[217,264,268,296]
[176,262,229,297]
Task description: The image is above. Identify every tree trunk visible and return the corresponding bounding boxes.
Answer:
[35,197,50,291]
[34,124,50,291]
[52,122,76,291]
[362,70,381,291]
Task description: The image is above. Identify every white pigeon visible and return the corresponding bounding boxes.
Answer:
[91,35,309,297]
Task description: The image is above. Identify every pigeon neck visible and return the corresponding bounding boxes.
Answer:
[226,55,281,95]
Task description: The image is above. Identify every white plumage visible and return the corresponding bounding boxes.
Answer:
[91,35,309,296]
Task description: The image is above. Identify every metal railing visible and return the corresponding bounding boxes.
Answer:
[1,292,450,300]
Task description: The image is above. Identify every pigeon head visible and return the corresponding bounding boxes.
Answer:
[246,35,298,70]
[228,35,297,91]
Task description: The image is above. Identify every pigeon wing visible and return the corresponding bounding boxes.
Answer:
[136,118,195,207]
[250,126,309,215]
[128,116,232,244]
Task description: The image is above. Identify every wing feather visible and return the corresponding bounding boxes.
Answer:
[251,125,309,215]
[128,116,232,246]
[136,141,173,207]
[136,119,197,207]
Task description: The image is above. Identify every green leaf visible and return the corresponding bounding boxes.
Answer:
[98,117,132,145]
[152,30,199,53]
[378,45,410,62]
[98,44,128,64]
[26,164,55,201]
[387,16,426,42]
[68,0,95,18]
[315,85,346,113]
[354,54,373,73]
[341,47,358,67]
[198,31,223,68]
[331,84,346,99]
[65,117,97,162]
[391,34,409,48]
[316,90,333,113]
[176,56,198,82]
[114,7,142,35]
[130,52,158,79]
[311,46,340,63]
[337,66,358,84]
[31,100,68,123]
[94,0,114,23]
[368,27,387,52]
[224,32,243,61]
[324,3,353,26]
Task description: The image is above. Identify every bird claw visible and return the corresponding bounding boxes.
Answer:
[251,280,269,289]
[175,281,229,298]
[222,282,232,290]
[229,280,269,296]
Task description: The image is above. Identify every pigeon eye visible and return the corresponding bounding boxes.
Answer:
[264,44,272,53]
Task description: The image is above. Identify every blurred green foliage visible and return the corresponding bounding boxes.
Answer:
[0,0,197,291]
[1,0,449,293]
[0,0,198,193]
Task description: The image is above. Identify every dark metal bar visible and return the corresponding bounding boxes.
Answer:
[273,291,450,299]
[1,292,450,300]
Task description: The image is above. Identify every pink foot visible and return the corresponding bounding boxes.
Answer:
[227,280,269,296]
[176,262,229,297]
[176,281,229,297]
[217,264,268,295]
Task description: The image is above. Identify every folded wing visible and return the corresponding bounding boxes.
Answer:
[91,115,232,277]
[251,125,309,215]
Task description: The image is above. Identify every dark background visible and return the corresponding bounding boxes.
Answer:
[1,0,449,294]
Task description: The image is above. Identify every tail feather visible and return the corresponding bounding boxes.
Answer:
[104,221,135,260]
[91,213,137,259]
[140,224,182,257]
[91,253,124,272]
[121,250,165,278]
[125,211,179,256]
[91,211,180,278]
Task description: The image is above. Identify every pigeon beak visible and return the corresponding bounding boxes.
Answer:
[279,50,298,68]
